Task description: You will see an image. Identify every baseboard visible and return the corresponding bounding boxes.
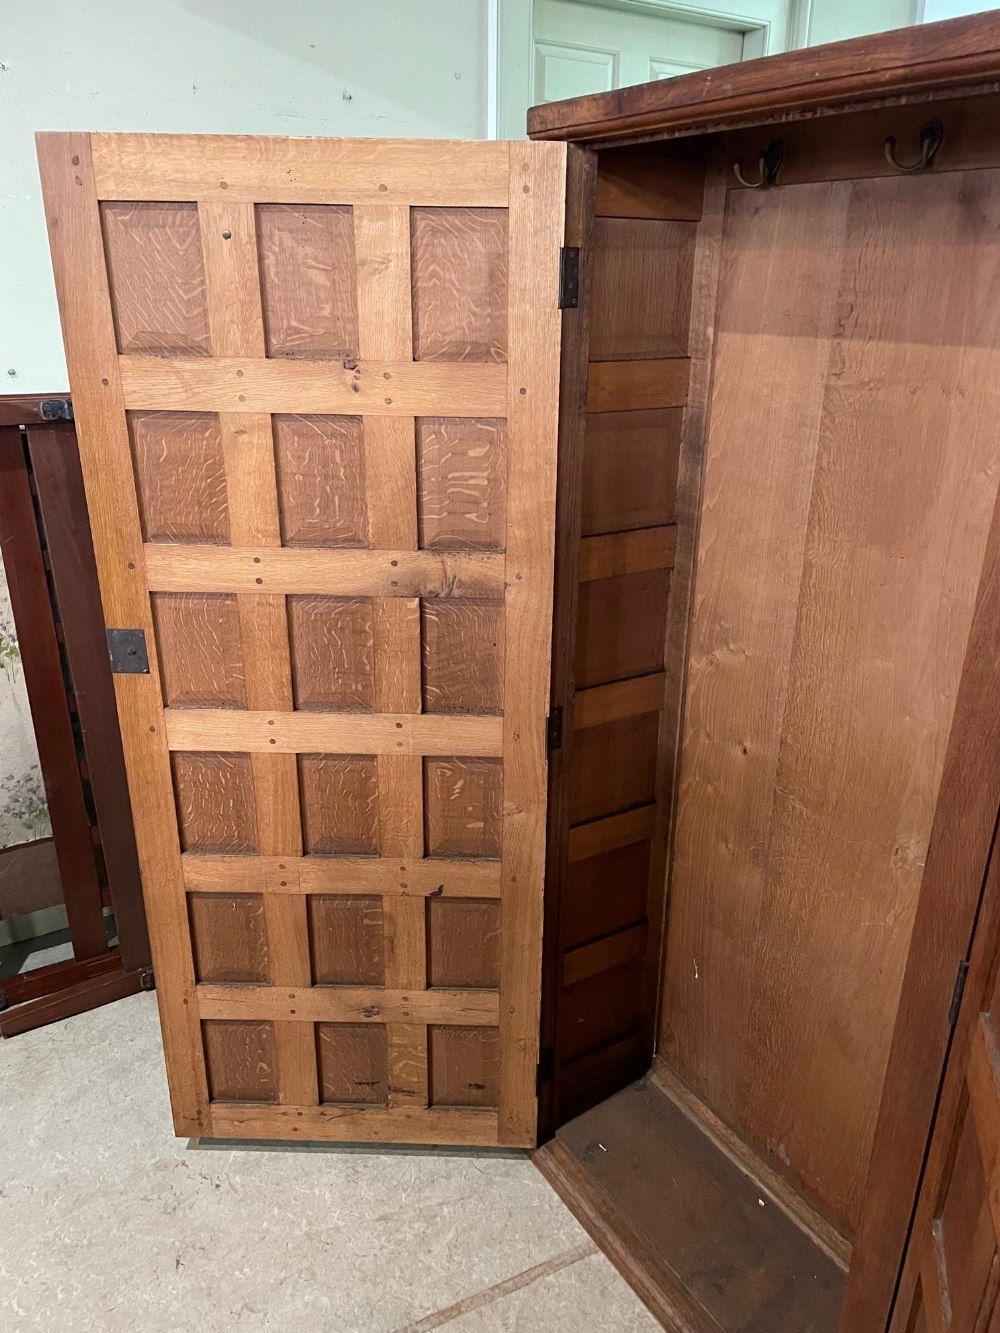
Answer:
[535,1073,846,1331]
[533,1136,706,1333]
[650,1054,852,1271]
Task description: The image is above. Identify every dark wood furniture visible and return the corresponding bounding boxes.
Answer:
[527,13,1000,1333]
[0,395,150,1034]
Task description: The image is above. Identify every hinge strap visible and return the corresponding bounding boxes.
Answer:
[107,628,150,674]
[948,958,970,1029]
[558,247,580,309]
[546,706,564,752]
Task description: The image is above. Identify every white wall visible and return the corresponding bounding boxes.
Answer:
[807,0,918,45]
[1,0,488,393]
[920,0,998,18]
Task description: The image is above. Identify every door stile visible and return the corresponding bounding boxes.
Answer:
[500,140,567,1144]
[37,133,210,1134]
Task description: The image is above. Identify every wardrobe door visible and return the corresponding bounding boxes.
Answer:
[38,131,568,1147]
[890,815,1000,1333]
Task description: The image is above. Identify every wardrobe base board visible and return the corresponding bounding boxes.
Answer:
[533,1076,845,1332]
[650,1057,852,1270]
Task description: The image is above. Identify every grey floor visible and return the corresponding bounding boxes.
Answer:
[0,992,659,1332]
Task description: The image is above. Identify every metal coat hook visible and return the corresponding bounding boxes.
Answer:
[733,139,784,189]
[885,118,943,174]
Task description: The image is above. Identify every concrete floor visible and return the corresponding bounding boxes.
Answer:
[0,993,659,1332]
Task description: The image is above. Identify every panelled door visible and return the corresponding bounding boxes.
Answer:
[890,816,1000,1332]
[38,132,567,1147]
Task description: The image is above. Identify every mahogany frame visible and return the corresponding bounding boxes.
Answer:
[0,397,150,1035]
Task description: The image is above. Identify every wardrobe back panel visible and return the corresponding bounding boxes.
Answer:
[662,168,1000,1234]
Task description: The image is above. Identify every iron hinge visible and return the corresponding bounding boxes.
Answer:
[948,959,970,1029]
[536,1047,555,1092]
[38,397,74,422]
[546,706,564,752]
[107,627,150,675]
[558,246,580,309]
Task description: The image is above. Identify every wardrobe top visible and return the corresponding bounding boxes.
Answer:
[527,11,1000,146]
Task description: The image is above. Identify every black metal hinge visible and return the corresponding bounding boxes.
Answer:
[38,397,74,422]
[536,1047,555,1092]
[948,958,970,1029]
[107,627,150,674]
[558,247,580,309]
[546,706,564,752]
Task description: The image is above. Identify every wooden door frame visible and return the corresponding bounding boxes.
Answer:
[538,144,597,1139]
[840,477,1000,1330]
[886,796,1000,1330]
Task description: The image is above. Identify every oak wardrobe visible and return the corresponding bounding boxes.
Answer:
[38,11,1000,1329]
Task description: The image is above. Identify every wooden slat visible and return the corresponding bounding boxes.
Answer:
[144,545,504,599]
[568,805,657,864]
[164,708,501,757]
[373,599,422,712]
[596,150,704,221]
[36,132,210,1135]
[237,597,293,709]
[89,133,510,206]
[359,179,432,1118]
[199,193,318,1110]
[220,415,282,543]
[498,140,566,1145]
[198,200,266,360]
[354,203,413,360]
[645,152,728,1112]
[728,97,1000,191]
[356,203,420,558]
[182,854,501,898]
[209,1102,499,1146]
[564,924,649,988]
[264,893,318,1105]
[197,985,499,1025]
[119,356,507,416]
[587,359,690,414]
[578,526,676,582]
[537,143,598,1140]
[574,674,666,732]
[365,419,419,546]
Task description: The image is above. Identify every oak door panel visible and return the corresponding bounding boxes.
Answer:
[39,132,566,1147]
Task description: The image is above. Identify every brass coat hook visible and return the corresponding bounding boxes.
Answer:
[885,118,943,174]
[733,139,784,189]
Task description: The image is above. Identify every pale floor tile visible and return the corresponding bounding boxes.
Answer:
[0,992,652,1332]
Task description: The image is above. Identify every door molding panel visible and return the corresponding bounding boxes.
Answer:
[38,131,568,1148]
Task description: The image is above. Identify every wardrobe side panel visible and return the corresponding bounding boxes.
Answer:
[662,169,1000,1233]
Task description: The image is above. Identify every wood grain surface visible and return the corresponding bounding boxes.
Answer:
[663,168,1000,1234]
[38,130,567,1147]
